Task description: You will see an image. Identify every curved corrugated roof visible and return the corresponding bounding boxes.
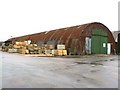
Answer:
[6,22,88,42]
[6,22,114,45]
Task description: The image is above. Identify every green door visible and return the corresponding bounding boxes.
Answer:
[91,29,108,54]
[91,35,100,54]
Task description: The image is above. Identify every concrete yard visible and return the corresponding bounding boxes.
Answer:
[0,51,118,88]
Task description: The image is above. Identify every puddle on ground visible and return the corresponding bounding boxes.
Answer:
[110,59,115,61]
[74,60,104,66]
[74,61,89,64]
[90,62,103,65]
[90,70,100,73]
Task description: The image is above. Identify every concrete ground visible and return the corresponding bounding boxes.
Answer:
[0,51,118,88]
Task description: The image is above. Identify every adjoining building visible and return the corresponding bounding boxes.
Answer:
[112,31,120,54]
[6,22,116,55]
[118,33,120,54]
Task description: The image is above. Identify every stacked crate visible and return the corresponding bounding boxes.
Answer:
[51,45,67,56]
[5,41,68,56]
[14,42,29,54]
[8,49,18,53]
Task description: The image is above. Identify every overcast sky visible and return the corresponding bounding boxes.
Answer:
[0,0,119,41]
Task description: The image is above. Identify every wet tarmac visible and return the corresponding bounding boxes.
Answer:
[0,51,118,88]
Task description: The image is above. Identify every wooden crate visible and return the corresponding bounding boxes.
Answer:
[13,45,21,49]
[62,50,67,56]
[45,50,52,54]
[8,49,18,53]
[57,45,65,50]
[57,50,63,56]
[52,50,67,56]
[52,50,58,56]
[19,49,29,54]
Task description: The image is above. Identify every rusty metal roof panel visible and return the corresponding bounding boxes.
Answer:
[51,29,66,41]
[6,23,89,43]
[43,30,56,41]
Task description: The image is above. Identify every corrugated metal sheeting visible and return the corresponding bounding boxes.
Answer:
[6,22,116,55]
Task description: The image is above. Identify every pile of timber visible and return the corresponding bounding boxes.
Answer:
[5,41,68,56]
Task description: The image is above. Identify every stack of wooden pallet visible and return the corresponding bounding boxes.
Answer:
[50,45,67,56]
[52,50,67,56]
[6,41,68,56]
